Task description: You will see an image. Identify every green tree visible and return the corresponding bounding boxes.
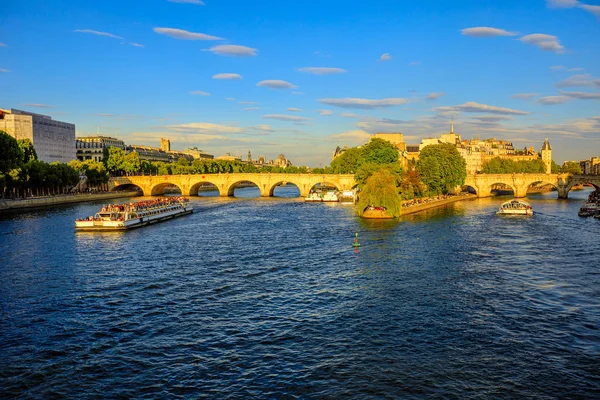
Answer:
[18,139,38,163]
[105,147,127,175]
[551,160,561,174]
[359,137,399,166]
[0,130,23,174]
[329,147,361,174]
[357,169,402,218]
[562,161,582,174]
[83,160,109,189]
[123,152,141,175]
[417,143,466,195]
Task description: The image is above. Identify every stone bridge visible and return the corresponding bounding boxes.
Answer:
[109,173,600,199]
[109,173,356,197]
[463,174,600,198]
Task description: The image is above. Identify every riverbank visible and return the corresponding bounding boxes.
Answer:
[0,191,141,212]
[400,193,477,216]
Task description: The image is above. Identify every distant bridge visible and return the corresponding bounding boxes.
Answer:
[463,174,600,199]
[109,173,600,198]
[110,173,356,197]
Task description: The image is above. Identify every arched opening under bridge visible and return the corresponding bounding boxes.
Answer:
[460,185,477,196]
[228,180,261,198]
[151,182,183,196]
[526,181,559,198]
[269,181,301,198]
[190,181,220,197]
[490,183,515,197]
[111,183,143,194]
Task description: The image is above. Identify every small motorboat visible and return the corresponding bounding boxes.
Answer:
[497,199,533,216]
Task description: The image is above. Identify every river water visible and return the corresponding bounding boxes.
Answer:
[1,187,599,398]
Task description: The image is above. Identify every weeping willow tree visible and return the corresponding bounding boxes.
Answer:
[356,168,402,218]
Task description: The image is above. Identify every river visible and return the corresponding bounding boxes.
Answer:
[1,187,599,398]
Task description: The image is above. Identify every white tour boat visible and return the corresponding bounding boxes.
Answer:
[75,197,193,231]
[321,191,340,202]
[496,199,533,216]
[304,192,323,202]
[339,190,357,204]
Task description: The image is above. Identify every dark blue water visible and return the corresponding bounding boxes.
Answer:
[1,187,599,398]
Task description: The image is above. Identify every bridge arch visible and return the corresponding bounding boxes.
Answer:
[227,180,264,197]
[268,180,302,197]
[110,183,143,193]
[189,181,220,196]
[525,180,559,198]
[150,182,184,196]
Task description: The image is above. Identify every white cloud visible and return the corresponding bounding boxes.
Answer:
[379,53,392,61]
[239,101,257,104]
[209,44,257,57]
[536,96,571,105]
[461,27,517,37]
[256,80,297,89]
[261,114,310,122]
[0,68,9,73]
[22,103,57,108]
[168,0,205,4]
[550,65,566,71]
[154,27,222,40]
[330,129,371,144]
[511,93,538,100]
[568,67,584,72]
[243,107,260,111]
[0,42,6,47]
[74,29,123,39]
[292,91,304,95]
[340,113,359,118]
[190,90,210,96]
[435,101,530,115]
[318,110,334,116]
[580,4,600,18]
[426,92,445,100]
[472,115,515,122]
[318,97,410,109]
[213,73,242,80]
[547,0,579,8]
[519,34,565,54]
[560,90,600,100]
[225,97,236,101]
[167,122,242,133]
[409,61,420,66]
[95,113,116,117]
[287,107,303,112]
[298,67,346,75]
[129,42,144,48]
[555,74,600,88]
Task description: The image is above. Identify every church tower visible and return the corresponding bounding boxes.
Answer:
[541,138,552,174]
[247,150,252,162]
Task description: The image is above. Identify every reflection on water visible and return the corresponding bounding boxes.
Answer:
[1,187,599,398]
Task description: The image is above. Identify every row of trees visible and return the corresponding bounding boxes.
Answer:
[481,157,583,174]
[102,147,314,176]
[1,131,82,198]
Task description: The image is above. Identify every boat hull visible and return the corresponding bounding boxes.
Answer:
[75,208,193,231]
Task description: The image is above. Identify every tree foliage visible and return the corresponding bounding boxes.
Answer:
[482,157,546,174]
[18,139,38,163]
[561,161,582,174]
[0,130,24,174]
[357,169,402,218]
[416,143,466,195]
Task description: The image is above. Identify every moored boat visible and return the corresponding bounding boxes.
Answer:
[496,199,533,216]
[322,191,339,202]
[578,190,600,217]
[75,197,193,231]
[339,190,357,204]
[304,192,322,202]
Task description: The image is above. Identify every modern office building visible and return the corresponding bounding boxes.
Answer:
[0,108,76,163]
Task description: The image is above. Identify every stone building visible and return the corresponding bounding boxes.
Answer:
[541,138,552,174]
[181,146,214,160]
[0,108,75,163]
[76,136,125,162]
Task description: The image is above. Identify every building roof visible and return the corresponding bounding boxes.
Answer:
[542,138,552,151]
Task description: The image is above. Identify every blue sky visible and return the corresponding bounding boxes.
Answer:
[1,0,599,166]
